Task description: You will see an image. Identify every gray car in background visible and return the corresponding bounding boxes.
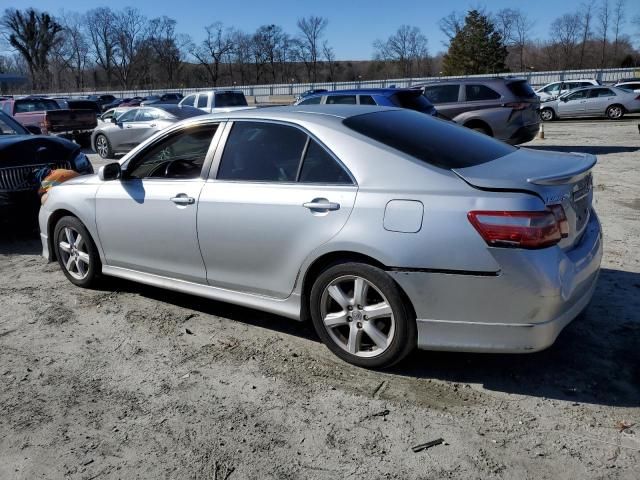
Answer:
[539,86,640,121]
[40,106,601,368]
[418,77,540,144]
[91,104,205,159]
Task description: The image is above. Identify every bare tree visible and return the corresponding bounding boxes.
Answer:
[439,11,465,44]
[323,40,337,81]
[578,1,596,68]
[86,7,117,88]
[373,25,429,77]
[148,16,188,87]
[612,0,626,61]
[495,9,534,71]
[550,13,582,69]
[494,9,518,47]
[253,24,286,83]
[231,30,252,86]
[598,0,611,67]
[1,8,63,90]
[58,12,89,89]
[112,7,148,88]
[296,15,328,82]
[191,22,235,86]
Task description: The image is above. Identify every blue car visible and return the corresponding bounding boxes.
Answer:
[294,88,438,116]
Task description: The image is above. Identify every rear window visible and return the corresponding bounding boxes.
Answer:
[507,80,537,99]
[67,100,101,113]
[14,99,61,113]
[343,110,516,169]
[465,85,501,101]
[390,91,434,113]
[215,92,248,107]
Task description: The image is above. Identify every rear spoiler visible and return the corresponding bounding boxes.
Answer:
[527,153,596,185]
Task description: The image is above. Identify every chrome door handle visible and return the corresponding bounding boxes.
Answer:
[303,199,340,211]
[171,195,195,205]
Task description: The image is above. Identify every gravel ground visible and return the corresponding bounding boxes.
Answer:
[1,117,639,479]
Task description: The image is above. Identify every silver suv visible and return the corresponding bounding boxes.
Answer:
[418,78,540,145]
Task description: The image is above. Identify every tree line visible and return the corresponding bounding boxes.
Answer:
[0,2,638,93]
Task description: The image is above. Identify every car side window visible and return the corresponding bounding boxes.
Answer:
[136,109,156,122]
[298,139,352,184]
[544,83,560,94]
[117,109,138,123]
[182,95,196,107]
[298,96,322,105]
[217,121,307,182]
[589,88,614,98]
[422,85,459,103]
[126,125,218,180]
[197,95,208,108]
[565,90,588,101]
[359,95,377,105]
[465,85,501,101]
[326,95,357,105]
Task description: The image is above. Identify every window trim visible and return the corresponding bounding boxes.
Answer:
[120,120,226,182]
[208,119,357,186]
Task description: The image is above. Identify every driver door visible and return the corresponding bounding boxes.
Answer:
[95,123,222,283]
[558,90,588,117]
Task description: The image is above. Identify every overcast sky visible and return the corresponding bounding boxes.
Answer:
[3,0,640,59]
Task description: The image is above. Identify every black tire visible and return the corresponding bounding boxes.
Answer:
[540,108,555,122]
[53,216,101,288]
[606,104,624,120]
[467,124,491,136]
[94,133,113,159]
[309,262,416,369]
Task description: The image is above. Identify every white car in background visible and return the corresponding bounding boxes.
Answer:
[179,90,254,114]
[614,80,640,93]
[536,79,600,102]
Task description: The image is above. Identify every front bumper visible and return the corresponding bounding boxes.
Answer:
[38,204,53,261]
[390,211,603,353]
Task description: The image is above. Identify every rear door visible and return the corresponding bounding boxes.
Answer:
[585,87,617,115]
[422,84,461,119]
[121,108,160,148]
[197,120,357,299]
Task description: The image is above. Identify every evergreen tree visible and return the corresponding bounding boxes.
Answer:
[442,10,508,75]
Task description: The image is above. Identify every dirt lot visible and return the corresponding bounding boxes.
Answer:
[1,117,639,479]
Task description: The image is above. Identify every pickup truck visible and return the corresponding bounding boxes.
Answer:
[0,97,97,147]
[179,90,253,113]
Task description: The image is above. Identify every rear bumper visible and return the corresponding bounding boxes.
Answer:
[507,123,539,145]
[390,210,602,353]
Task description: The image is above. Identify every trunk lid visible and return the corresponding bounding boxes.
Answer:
[453,147,595,249]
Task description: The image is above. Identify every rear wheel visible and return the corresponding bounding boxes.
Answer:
[309,262,416,368]
[606,104,624,120]
[540,108,555,121]
[95,134,113,159]
[54,216,101,288]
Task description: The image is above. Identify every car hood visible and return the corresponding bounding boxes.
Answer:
[0,135,79,168]
[59,173,97,186]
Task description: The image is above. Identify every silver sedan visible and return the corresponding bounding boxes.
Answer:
[539,86,640,121]
[39,106,602,368]
[91,104,205,159]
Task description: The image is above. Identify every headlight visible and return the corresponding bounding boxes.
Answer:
[74,152,93,173]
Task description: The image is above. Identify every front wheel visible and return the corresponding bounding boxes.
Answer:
[606,104,624,120]
[53,216,101,288]
[95,134,113,159]
[309,262,416,368]
[540,108,555,122]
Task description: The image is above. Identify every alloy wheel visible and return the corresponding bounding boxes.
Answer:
[540,109,554,121]
[58,226,90,280]
[320,275,395,358]
[96,135,109,158]
[607,106,622,119]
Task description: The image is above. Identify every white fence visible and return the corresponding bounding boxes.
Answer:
[43,67,639,99]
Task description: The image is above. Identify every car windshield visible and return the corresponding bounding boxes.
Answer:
[0,111,28,135]
[215,92,248,107]
[343,110,516,169]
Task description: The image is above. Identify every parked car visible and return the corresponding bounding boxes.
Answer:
[294,88,438,116]
[141,93,184,106]
[91,104,205,159]
[419,78,540,144]
[102,98,127,111]
[535,79,600,101]
[539,86,640,121]
[120,97,145,107]
[180,90,249,113]
[40,105,602,368]
[614,80,640,93]
[0,110,93,214]
[294,88,328,102]
[0,96,97,147]
[54,99,102,117]
[87,94,117,111]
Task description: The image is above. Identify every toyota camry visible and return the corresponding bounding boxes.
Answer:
[39,106,602,368]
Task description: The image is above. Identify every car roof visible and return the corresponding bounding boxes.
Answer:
[303,88,422,97]
[417,77,527,86]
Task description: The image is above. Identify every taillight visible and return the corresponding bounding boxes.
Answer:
[468,210,562,249]
[502,102,528,110]
[548,204,569,238]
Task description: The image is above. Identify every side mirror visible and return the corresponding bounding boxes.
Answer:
[98,162,122,181]
[25,125,42,135]
[110,117,117,123]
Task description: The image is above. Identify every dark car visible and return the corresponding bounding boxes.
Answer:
[54,98,102,117]
[417,77,540,144]
[140,93,184,106]
[294,88,438,116]
[120,97,145,107]
[0,110,93,214]
[87,94,117,111]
